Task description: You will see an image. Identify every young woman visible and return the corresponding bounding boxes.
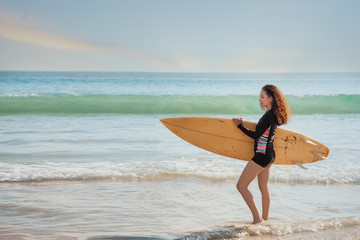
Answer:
[232,84,291,224]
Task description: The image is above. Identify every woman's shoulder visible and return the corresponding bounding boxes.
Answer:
[265,109,277,124]
[264,109,274,117]
[259,110,272,122]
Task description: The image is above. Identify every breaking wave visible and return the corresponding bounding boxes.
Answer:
[0,159,359,184]
[0,94,359,115]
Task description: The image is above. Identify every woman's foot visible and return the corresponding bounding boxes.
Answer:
[252,218,264,224]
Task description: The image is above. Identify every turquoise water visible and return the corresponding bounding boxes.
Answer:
[1,94,359,115]
[0,72,359,239]
[1,71,359,115]
[1,72,359,96]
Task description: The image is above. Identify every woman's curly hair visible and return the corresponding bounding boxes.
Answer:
[262,85,291,126]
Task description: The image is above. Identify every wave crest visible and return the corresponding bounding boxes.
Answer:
[0,94,359,115]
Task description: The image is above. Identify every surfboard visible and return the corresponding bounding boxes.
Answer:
[160,117,329,168]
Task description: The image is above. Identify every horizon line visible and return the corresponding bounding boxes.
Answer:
[1,70,359,74]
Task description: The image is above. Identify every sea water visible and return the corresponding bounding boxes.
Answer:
[0,72,359,240]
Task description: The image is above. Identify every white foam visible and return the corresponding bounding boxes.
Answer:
[0,93,41,97]
[0,157,359,184]
[176,217,360,239]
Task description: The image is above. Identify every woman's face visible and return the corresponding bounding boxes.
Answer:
[259,90,273,110]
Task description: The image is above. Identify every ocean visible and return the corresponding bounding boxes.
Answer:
[0,71,359,240]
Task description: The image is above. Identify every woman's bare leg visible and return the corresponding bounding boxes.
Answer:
[236,160,264,224]
[257,164,272,221]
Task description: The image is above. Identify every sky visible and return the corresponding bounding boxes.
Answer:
[0,0,359,72]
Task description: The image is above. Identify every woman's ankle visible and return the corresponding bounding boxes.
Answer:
[252,217,264,224]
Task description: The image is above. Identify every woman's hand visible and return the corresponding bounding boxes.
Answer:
[232,117,243,126]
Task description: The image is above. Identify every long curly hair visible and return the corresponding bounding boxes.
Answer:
[262,85,291,125]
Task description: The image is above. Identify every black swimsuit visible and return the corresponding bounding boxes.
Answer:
[237,109,277,168]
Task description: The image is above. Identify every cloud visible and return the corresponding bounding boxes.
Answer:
[0,10,199,69]
[0,10,105,54]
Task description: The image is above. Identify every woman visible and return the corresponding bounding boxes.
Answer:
[232,84,291,224]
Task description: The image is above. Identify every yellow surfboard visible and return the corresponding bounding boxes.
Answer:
[160,117,329,168]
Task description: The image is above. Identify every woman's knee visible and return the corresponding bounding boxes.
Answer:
[258,183,269,194]
[236,182,247,193]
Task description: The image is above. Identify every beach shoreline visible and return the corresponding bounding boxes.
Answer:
[1,72,359,239]
[1,177,359,239]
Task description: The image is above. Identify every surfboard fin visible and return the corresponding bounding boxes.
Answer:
[291,160,308,170]
[301,139,317,145]
[312,151,326,159]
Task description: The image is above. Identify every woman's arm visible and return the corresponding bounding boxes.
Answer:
[233,114,271,139]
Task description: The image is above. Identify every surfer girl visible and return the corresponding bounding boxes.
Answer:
[232,84,291,224]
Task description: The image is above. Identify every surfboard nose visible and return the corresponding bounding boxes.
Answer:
[160,117,180,126]
[160,118,170,125]
[160,118,174,129]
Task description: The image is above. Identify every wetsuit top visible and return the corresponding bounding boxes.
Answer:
[237,109,277,155]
